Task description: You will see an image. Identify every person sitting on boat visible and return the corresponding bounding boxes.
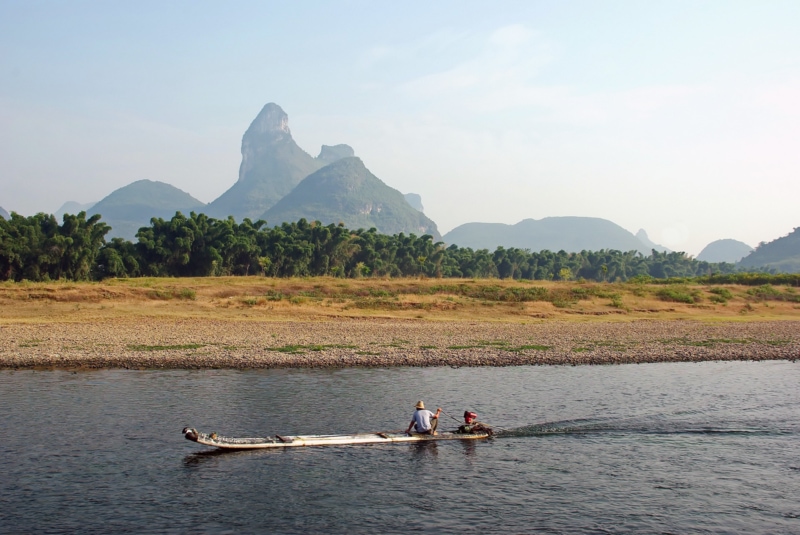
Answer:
[406,400,441,436]
[458,411,478,433]
[457,411,493,436]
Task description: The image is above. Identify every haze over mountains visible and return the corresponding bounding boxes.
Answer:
[72,103,439,241]
[443,217,660,255]
[10,101,796,272]
[0,206,8,219]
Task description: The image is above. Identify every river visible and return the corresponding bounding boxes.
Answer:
[2,361,799,533]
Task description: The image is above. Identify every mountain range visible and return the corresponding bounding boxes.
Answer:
[0,206,8,219]
[443,217,658,255]
[14,101,796,272]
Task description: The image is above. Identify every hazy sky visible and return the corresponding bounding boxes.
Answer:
[1,1,798,255]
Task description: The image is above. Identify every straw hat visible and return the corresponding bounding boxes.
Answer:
[415,400,425,409]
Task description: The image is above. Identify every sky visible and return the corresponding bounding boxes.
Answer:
[1,0,798,256]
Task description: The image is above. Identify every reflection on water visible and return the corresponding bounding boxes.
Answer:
[2,361,799,533]
[409,440,439,460]
[459,439,478,459]
[182,449,242,467]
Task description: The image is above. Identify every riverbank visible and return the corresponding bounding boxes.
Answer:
[2,277,798,369]
[1,318,798,369]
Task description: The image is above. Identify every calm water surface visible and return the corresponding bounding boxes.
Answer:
[2,361,799,533]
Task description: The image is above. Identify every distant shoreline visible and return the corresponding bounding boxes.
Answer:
[2,319,797,370]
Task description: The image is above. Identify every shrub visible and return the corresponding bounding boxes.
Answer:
[747,284,782,301]
[709,287,733,299]
[708,287,732,304]
[746,284,800,302]
[656,287,700,304]
[178,288,196,300]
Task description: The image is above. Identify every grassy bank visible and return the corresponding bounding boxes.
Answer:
[2,276,798,324]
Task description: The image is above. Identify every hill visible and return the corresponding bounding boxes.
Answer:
[0,206,8,219]
[443,217,652,254]
[55,201,96,220]
[738,228,800,273]
[88,180,206,240]
[205,104,355,221]
[262,157,441,239]
[317,144,355,165]
[636,229,670,253]
[696,239,753,263]
[404,193,424,212]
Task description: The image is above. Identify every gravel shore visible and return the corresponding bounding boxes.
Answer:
[1,319,798,369]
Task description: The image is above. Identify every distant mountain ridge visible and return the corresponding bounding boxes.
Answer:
[36,101,789,264]
[55,201,96,220]
[404,193,424,212]
[635,229,670,253]
[88,180,206,240]
[443,217,652,254]
[697,239,753,263]
[0,206,8,219]
[738,228,800,272]
[317,144,355,165]
[262,157,441,240]
[52,103,439,241]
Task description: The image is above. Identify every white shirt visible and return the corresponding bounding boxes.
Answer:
[412,409,435,432]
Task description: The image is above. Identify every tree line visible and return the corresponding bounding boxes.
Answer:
[0,210,756,283]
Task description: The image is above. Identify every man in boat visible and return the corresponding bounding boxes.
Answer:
[406,400,442,436]
[457,411,494,436]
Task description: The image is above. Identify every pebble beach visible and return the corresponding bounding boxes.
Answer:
[1,319,798,369]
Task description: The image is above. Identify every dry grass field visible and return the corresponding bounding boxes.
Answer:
[1,276,799,324]
[1,277,798,369]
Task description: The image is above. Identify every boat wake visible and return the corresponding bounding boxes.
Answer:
[493,416,795,439]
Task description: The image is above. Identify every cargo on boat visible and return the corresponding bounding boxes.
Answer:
[182,426,491,450]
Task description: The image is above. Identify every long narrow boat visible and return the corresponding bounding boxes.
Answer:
[182,426,491,450]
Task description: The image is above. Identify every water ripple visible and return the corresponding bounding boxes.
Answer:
[2,361,799,533]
